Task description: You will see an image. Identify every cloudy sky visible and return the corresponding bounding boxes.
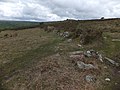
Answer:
[0,0,120,22]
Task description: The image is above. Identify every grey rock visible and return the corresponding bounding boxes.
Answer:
[98,54,103,62]
[115,83,118,85]
[63,32,69,38]
[59,33,63,36]
[55,53,60,57]
[69,51,84,55]
[84,50,97,57]
[104,37,107,39]
[67,39,72,43]
[118,71,120,73]
[104,57,119,66]
[85,75,95,83]
[77,61,96,70]
[112,39,120,42]
[77,44,82,47]
[86,50,92,57]
[103,66,107,69]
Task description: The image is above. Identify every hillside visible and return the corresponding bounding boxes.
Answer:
[0,19,120,90]
[41,18,120,33]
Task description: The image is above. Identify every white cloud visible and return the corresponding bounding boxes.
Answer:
[0,0,120,21]
[0,0,65,21]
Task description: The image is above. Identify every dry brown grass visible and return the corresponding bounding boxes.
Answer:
[0,28,51,64]
[0,27,119,90]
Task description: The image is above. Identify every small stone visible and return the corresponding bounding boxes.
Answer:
[118,71,120,73]
[105,78,111,82]
[104,66,107,69]
[63,32,69,38]
[60,49,63,51]
[84,51,92,57]
[55,53,60,57]
[67,39,72,43]
[104,57,119,66]
[69,51,84,55]
[87,51,91,54]
[85,75,95,83]
[112,39,120,42]
[77,44,82,47]
[115,63,119,67]
[115,83,118,85]
[103,37,107,39]
[98,54,103,62]
[60,33,63,36]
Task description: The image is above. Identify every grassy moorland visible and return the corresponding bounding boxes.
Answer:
[40,18,120,55]
[0,18,120,90]
[39,18,120,90]
[0,28,81,90]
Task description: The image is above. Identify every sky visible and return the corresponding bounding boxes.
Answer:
[0,0,120,22]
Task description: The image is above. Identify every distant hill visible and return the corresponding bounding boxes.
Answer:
[0,20,39,31]
[1,18,120,32]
